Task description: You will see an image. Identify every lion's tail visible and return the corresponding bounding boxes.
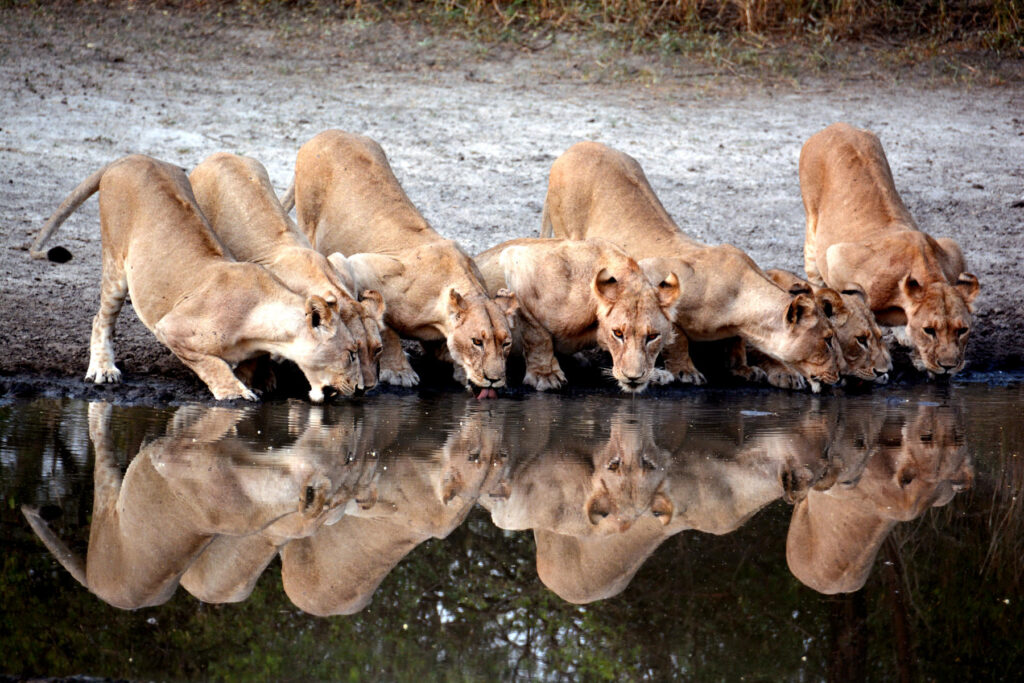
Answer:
[29,163,111,262]
[539,198,554,238]
[21,505,88,587]
[279,181,296,213]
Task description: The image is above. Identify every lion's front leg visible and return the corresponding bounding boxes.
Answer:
[662,328,706,385]
[378,326,419,387]
[518,309,566,391]
[727,337,767,384]
[155,315,258,401]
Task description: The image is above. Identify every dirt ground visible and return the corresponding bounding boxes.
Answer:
[1,5,1022,403]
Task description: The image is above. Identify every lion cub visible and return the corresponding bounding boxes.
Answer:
[283,130,518,398]
[189,152,386,391]
[29,155,361,402]
[766,268,892,384]
[476,238,680,393]
[542,141,841,389]
[800,123,980,376]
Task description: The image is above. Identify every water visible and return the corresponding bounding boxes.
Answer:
[1,382,1022,680]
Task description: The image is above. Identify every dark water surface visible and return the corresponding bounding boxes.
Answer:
[2,382,1022,681]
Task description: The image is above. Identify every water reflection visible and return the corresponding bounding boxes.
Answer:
[18,392,973,614]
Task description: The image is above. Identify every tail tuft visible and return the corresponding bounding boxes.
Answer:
[46,246,73,263]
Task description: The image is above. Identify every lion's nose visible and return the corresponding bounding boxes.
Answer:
[939,362,958,372]
[484,374,502,385]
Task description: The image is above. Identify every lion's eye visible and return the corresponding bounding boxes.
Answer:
[824,334,834,349]
[956,327,968,337]
[641,457,656,471]
[472,338,483,347]
[612,329,624,340]
[607,457,621,472]
[924,327,937,337]
[856,335,869,346]
[348,350,357,362]
[372,346,383,358]
[652,509,664,518]
[646,333,660,343]
[502,339,512,348]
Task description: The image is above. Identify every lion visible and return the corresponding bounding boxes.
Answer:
[28,155,362,402]
[474,237,680,392]
[766,268,892,384]
[786,401,973,594]
[282,129,518,398]
[21,402,343,609]
[280,398,508,616]
[541,141,841,389]
[479,399,675,537]
[189,152,386,391]
[800,123,980,376]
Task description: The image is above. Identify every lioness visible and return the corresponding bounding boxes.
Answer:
[766,268,892,383]
[28,155,362,401]
[21,402,339,609]
[542,141,840,389]
[189,152,386,391]
[787,401,972,594]
[475,238,680,392]
[800,123,980,376]
[283,129,518,398]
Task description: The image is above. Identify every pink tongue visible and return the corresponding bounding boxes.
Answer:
[476,388,498,400]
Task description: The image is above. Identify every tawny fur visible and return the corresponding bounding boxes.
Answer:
[29,155,362,401]
[766,268,892,383]
[475,237,680,393]
[799,122,980,376]
[284,130,518,391]
[541,141,841,388]
[189,152,386,391]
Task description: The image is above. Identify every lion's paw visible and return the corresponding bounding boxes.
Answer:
[648,368,676,385]
[676,369,707,385]
[731,364,768,384]
[381,367,420,387]
[524,366,567,392]
[85,364,122,384]
[766,368,807,391]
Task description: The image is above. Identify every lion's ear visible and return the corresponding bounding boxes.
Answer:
[656,271,681,310]
[785,293,817,327]
[495,288,519,322]
[900,274,925,302]
[447,288,468,323]
[840,283,868,304]
[305,295,334,331]
[650,491,674,526]
[592,268,621,306]
[816,288,848,325]
[359,290,386,326]
[767,268,813,296]
[955,272,980,308]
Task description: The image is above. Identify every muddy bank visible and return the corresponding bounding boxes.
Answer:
[1,5,1021,402]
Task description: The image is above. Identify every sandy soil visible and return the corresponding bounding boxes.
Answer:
[1,5,1022,402]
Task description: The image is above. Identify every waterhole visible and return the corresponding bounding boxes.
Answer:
[2,380,1021,679]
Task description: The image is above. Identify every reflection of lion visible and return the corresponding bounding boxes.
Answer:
[767,268,891,383]
[542,141,840,389]
[476,238,679,392]
[189,152,386,391]
[800,123,979,376]
[21,403,339,609]
[787,402,972,594]
[283,130,518,396]
[28,155,360,402]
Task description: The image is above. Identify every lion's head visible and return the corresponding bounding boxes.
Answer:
[292,295,363,402]
[337,291,385,392]
[900,274,979,376]
[592,266,680,393]
[817,287,892,382]
[769,292,842,388]
[445,288,518,392]
[585,418,673,533]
